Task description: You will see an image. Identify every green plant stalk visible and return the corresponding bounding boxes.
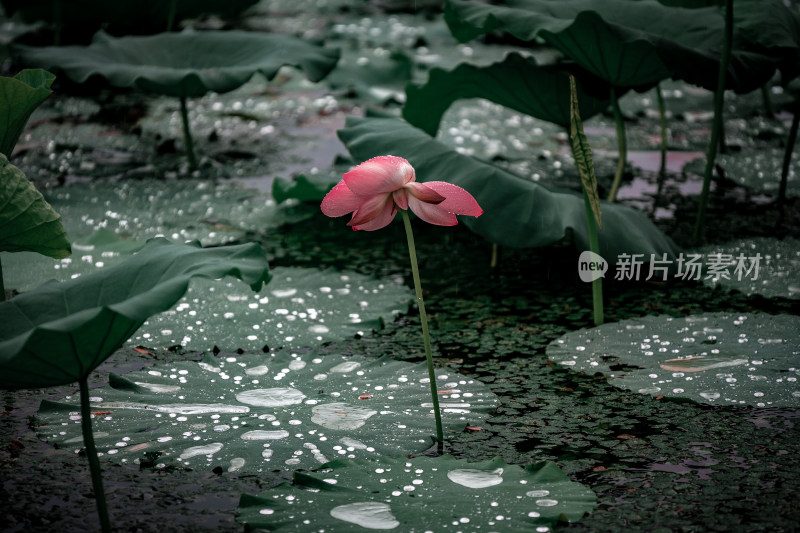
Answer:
[79,378,111,533]
[656,83,668,180]
[0,255,5,302]
[779,98,799,208]
[607,86,627,202]
[582,189,603,325]
[401,210,444,454]
[167,0,178,31]
[179,96,198,171]
[761,84,774,118]
[692,0,733,246]
[53,0,62,46]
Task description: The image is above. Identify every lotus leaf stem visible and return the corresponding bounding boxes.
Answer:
[656,83,667,181]
[693,0,733,246]
[179,95,198,171]
[79,378,111,533]
[582,189,603,326]
[607,86,627,203]
[761,84,775,119]
[0,255,5,302]
[778,98,799,210]
[167,0,178,31]
[401,210,444,454]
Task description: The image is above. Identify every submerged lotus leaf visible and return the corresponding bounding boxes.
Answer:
[129,266,411,351]
[338,116,680,261]
[692,237,800,300]
[547,313,800,407]
[444,0,775,93]
[237,455,595,531]
[0,238,270,389]
[35,352,499,472]
[15,30,340,98]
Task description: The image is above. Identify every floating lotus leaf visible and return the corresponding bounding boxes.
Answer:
[0,69,55,158]
[0,238,270,389]
[14,30,340,98]
[338,116,680,260]
[444,0,776,93]
[547,312,800,407]
[692,237,800,300]
[0,154,70,260]
[684,149,800,197]
[404,52,612,135]
[0,0,258,35]
[237,455,595,531]
[129,266,412,351]
[35,352,499,472]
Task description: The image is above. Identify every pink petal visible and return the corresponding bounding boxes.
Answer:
[407,195,458,226]
[392,189,408,210]
[348,193,394,228]
[404,182,446,204]
[342,156,415,196]
[321,180,362,218]
[422,182,483,217]
[352,198,397,231]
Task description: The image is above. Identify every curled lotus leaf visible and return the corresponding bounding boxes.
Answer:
[237,455,595,531]
[0,238,270,389]
[35,352,499,472]
[14,30,340,98]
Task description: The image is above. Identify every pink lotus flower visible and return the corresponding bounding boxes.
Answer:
[321,155,483,230]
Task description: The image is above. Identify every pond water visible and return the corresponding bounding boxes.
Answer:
[2,1,800,532]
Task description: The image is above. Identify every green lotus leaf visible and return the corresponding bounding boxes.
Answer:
[0,69,55,158]
[35,352,499,472]
[444,0,775,93]
[337,116,680,259]
[0,154,70,259]
[733,0,800,82]
[547,312,800,407]
[692,237,800,300]
[403,52,612,135]
[237,455,595,531]
[129,266,412,352]
[0,0,259,35]
[0,238,270,389]
[327,48,413,102]
[14,30,340,98]
[272,173,338,204]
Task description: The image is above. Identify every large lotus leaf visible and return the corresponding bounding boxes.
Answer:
[237,455,595,531]
[733,0,800,81]
[0,154,70,259]
[35,352,499,472]
[0,69,55,158]
[547,312,800,407]
[0,238,270,390]
[1,0,259,35]
[129,266,412,352]
[403,52,612,135]
[326,48,413,103]
[692,237,800,300]
[444,0,776,93]
[14,30,340,99]
[337,116,681,260]
[272,172,339,204]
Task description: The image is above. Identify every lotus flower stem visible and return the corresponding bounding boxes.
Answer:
[79,378,111,533]
[607,86,627,202]
[179,95,198,171]
[778,98,799,210]
[693,0,733,246]
[400,209,444,454]
[582,190,603,326]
